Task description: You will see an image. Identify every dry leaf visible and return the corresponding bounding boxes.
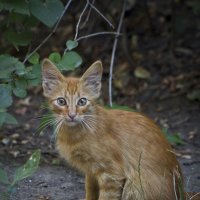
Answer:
[134,67,151,79]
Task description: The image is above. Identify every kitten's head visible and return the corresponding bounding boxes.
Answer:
[42,59,103,127]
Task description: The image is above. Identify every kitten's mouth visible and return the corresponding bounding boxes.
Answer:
[65,118,79,126]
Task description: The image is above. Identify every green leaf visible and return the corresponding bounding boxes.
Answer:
[66,40,78,50]
[29,0,64,27]
[162,128,184,145]
[0,0,30,15]
[0,168,9,184]
[0,111,6,128]
[0,84,12,108]
[49,52,61,63]
[4,30,32,50]
[26,64,41,86]
[0,55,26,77]
[12,149,41,186]
[106,103,135,112]
[13,87,27,98]
[0,55,18,78]
[58,51,82,71]
[15,77,28,89]
[28,52,40,65]
[4,113,18,125]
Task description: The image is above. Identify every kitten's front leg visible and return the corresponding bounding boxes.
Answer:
[85,174,99,200]
[97,173,123,200]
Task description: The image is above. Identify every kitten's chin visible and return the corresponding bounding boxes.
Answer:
[64,120,79,127]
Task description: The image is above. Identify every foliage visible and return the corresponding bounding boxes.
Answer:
[162,128,184,145]
[0,150,41,200]
[0,0,82,128]
[106,103,135,112]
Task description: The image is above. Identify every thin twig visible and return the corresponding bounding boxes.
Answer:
[108,0,126,107]
[80,0,95,29]
[76,31,121,42]
[64,31,120,53]
[74,1,89,40]
[87,0,114,29]
[23,0,73,64]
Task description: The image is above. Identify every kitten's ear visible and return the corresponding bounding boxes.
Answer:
[42,59,64,97]
[80,61,103,98]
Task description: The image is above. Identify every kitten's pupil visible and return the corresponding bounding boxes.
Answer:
[77,97,87,106]
[57,97,66,106]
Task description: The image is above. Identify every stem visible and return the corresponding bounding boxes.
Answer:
[108,0,126,107]
[76,31,121,42]
[74,1,89,40]
[23,0,73,64]
[87,0,114,29]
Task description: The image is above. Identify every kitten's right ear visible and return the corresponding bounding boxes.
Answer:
[42,59,63,97]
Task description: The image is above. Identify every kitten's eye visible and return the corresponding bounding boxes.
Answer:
[77,97,87,106]
[57,97,66,106]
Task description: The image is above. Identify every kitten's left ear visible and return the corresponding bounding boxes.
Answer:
[80,61,103,98]
[42,58,64,97]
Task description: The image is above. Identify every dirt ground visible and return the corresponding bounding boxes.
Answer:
[0,74,199,200]
[0,1,200,199]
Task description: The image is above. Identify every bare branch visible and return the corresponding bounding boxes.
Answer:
[76,31,121,42]
[23,0,73,64]
[87,0,114,29]
[74,1,89,40]
[80,0,95,29]
[109,0,126,107]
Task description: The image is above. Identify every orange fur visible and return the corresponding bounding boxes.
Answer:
[42,59,185,200]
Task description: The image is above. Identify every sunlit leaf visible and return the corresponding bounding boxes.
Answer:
[12,149,41,186]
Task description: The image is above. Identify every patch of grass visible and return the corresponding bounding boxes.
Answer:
[162,128,184,145]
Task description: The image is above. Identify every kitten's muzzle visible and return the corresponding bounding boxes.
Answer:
[68,112,77,121]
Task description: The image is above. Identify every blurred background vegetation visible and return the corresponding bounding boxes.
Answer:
[0,0,200,198]
[0,0,199,128]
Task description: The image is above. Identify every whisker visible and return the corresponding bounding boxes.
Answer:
[81,119,93,133]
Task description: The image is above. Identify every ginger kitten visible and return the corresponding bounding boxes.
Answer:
[42,59,185,200]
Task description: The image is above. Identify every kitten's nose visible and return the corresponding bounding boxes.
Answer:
[68,112,76,121]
